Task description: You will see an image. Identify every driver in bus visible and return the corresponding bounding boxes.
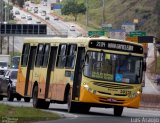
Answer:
[116,60,130,74]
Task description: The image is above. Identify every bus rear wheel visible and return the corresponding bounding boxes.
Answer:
[114,106,123,116]
[24,97,30,102]
[67,92,76,113]
[33,86,41,108]
[41,100,50,109]
[32,86,50,109]
[16,97,21,101]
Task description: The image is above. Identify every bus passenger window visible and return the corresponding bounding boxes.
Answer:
[56,44,67,68]
[66,44,77,68]
[21,44,30,66]
[35,44,44,67]
[42,44,50,67]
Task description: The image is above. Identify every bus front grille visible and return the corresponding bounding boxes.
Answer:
[93,82,133,89]
[97,91,111,95]
[99,97,125,104]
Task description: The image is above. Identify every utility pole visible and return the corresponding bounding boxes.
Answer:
[0,0,4,54]
[102,0,105,24]
[85,0,88,30]
[13,36,14,56]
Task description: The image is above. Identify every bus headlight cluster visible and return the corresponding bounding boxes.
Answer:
[83,83,96,94]
[128,91,141,98]
[84,84,89,89]
[137,91,141,95]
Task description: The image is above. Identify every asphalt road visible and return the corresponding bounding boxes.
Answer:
[1,98,160,123]
[29,1,84,37]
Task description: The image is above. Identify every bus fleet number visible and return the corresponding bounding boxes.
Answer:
[96,42,106,48]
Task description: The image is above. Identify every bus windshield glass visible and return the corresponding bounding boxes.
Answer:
[83,51,143,84]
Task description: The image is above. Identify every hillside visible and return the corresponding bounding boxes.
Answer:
[63,0,160,37]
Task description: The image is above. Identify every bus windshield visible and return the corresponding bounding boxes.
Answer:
[83,51,143,84]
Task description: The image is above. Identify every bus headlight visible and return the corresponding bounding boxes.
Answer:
[137,91,141,95]
[83,83,96,94]
[128,91,141,98]
[84,84,89,89]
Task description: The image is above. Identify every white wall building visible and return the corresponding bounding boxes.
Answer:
[121,22,135,34]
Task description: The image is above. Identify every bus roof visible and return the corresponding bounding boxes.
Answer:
[24,37,143,47]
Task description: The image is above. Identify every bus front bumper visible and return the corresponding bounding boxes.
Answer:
[79,87,141,108]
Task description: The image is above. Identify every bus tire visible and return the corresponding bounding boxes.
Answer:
[114,106,123,116]
[0,95,3,101]
[24,97,30,102]
[78,104,90,113]
[41,100,50,109]
[67,92,76,113]
[7,89,14,101]
[32,86,42,108]
[17,97,21,101]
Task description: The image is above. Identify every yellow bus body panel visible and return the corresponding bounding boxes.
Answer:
[16,65,26,96]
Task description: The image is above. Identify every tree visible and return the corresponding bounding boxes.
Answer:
[61,0,86,21]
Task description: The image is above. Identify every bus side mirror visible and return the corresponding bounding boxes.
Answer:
[143,62,146,71]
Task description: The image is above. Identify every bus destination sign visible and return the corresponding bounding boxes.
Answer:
[88,40,143,54]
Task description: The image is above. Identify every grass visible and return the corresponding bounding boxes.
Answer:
[56,0,158,35]
[0,104,61,123]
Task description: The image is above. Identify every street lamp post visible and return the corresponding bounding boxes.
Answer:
[85,0,88,30]
[4,5,7,23]
[102,0,105,24]
[4,0,10,55]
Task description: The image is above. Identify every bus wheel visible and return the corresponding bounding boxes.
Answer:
[114,106,123,116]
[33,86,41,108]
[17,97,21,101]
[41,100,50,109]
[78,105,90,113]
[67,92,76,113]
[24,97,30,102]
[7,89,14,101]
[0,95,3,101]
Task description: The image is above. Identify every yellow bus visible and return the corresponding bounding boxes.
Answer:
[16,37,146,116]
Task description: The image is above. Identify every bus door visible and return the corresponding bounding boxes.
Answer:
[32,44,45,98]
[24,46,37,96]
[45,46,58,99]
[72,47,85,100]
[17,43,29,96]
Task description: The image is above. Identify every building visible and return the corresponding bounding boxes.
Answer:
[121,22,135,34]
